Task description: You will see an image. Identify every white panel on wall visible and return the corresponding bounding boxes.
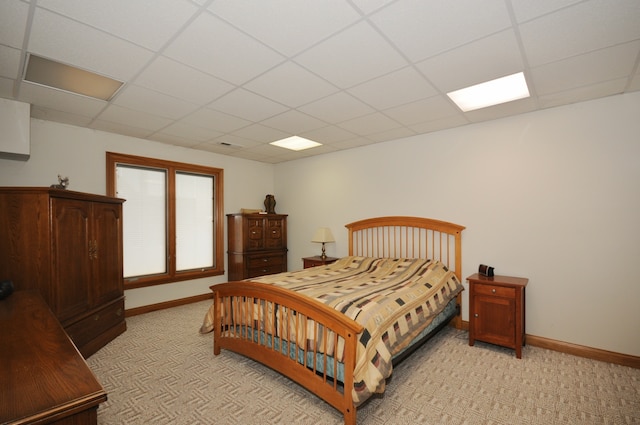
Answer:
[0,98,30,160]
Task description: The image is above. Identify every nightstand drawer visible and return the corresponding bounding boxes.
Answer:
[474,284,515,298]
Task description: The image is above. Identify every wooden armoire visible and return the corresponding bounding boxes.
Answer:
[0,187,126,357]
[227,213,288,281]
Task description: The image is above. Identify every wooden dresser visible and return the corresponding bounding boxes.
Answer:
[0,291,107,424]
[227,213,287,281]
[0,187,126,358]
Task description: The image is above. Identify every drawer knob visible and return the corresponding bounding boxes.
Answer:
[474,313,479,318]
[491,289,496,293]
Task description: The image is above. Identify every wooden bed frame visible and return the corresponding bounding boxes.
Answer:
[211,216,465,425]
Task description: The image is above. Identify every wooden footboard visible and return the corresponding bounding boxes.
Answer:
[212,281,364,425]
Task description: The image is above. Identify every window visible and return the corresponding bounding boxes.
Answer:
[107,152,224,289]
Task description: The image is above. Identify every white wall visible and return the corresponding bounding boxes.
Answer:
[275,92,640,357]
[2,93,638,357]
[0,119,275,309]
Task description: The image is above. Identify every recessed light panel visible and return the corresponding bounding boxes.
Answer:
[24,54,123,101]
[270,136,322,151]
[447,72,530,112]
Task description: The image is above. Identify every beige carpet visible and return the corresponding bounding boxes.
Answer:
[87,300,640,424]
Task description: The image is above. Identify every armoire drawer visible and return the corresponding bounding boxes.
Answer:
[65,297,125,349]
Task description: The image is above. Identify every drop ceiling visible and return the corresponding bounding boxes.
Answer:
[1,0,639,164]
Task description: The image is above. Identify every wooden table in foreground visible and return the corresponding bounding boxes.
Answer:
[0,291,107,425]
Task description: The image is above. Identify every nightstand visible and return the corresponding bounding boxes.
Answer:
[467,273,528,359]
[302,256,339,269]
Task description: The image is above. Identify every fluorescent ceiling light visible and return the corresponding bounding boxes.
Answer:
[270,136,322,151]
[447,72,530,112]
[24,54,123,101]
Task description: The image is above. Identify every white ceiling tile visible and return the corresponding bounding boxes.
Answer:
[384,96,460,126]
[180,107,251,133]
[0,1,29,49]
[510,0,584,23]
[300,125,358,144]
[538,78,629,109]
[244,62,339,108]
[348,66,437,110]
[464,96,538,123]
[350,0,395,15]
[36,0,199,51]
[113,85,198,119]
[532,41,640,96]
[520,0,640,67]
[157,121,222,142]
[30,106,94,128]
[211,134,262,149]
[17,82,107,117]
[629,73,640,92]
[298,92,375,123]
[368,0,511,62]
[0,77,16,98]
[260,110,326,134]
[208,88,289,122]
[148,133,201,148]
[163,12,285,85]
[28,8,153,81]
[191,142,240,155]
[98,104,173,131]
[295,22,407,89]
[90,119,155,139]
[367,127,416,143]
[207,0,362,56]
[409,115,469,134]
[338,112,402,136]
[417,30,524,93]
[0,45,22,79]
[135,56,233,105]
[232,124,289,143]
[331,137,378,150]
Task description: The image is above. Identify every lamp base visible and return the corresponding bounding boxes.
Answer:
[320,243,327,259]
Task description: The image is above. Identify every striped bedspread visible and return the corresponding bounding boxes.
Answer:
[201,256,463,405]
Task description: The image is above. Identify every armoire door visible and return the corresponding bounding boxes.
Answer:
[91,201,123,307]
[51,197,92,323]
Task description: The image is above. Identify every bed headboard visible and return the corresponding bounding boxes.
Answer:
[345,216,465,282]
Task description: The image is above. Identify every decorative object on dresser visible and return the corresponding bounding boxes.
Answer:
[467,273,528,359]
[0,290,107,425]
[50,174,69,189]
[0,187,126,358]
[263,194,276,214]
[311,227,335,259]
[302,255,339,269]
[227,212,287,281]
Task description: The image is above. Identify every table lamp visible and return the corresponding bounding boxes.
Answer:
[311,227,335,259]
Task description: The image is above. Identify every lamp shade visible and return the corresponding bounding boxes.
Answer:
[311,227,335,243]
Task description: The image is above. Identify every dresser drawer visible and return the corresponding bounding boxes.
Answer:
[247,254,285,268]
[247,264,286,278]
[65,297,125,349]
[474,284,515,298]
